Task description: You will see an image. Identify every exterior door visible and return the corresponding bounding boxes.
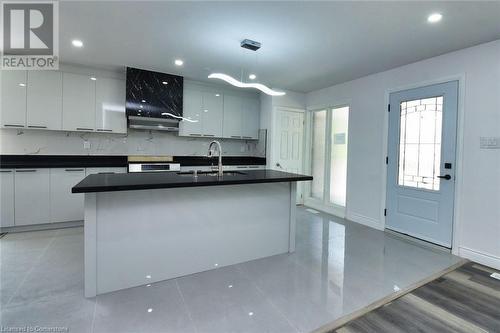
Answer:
[386,81,458,247]
[272,108,304,202]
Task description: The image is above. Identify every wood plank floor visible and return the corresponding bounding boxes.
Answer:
[333,262,500,333]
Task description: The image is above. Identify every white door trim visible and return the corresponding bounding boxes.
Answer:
[381,74,466,255]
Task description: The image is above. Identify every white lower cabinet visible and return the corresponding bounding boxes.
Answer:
[0,170,15,227]
[14,169,50,226]
[50,168,86,223]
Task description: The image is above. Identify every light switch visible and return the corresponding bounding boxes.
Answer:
[480,137,500,149]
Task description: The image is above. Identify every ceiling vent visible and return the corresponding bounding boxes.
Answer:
[240,39,261,51]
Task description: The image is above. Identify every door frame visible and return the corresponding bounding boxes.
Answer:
[303,104,351,218]
[381,74,466,255]
[269,106,306,204]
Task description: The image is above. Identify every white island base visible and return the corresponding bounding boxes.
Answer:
[84,182,296,297]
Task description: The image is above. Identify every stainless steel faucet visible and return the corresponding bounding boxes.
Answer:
[207,140,223,177]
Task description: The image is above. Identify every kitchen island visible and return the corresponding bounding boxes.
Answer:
[72,169,312,297]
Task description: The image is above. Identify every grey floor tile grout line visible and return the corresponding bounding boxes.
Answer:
[90,295,98,333]
[235,265,302,333]
[174,278,199,333]
[5,232,59,307]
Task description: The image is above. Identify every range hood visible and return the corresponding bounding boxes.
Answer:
[128,116,180,131]
[126,67,183,132]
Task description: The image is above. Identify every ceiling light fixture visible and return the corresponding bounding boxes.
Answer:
[249,74,257,80]
[162,81,168,85]
[427,13,442,23]
[90,77,97,81]
[18,83,26,87]
[72,39,83,48]
[174,59,184,66]
[208,73,285,96]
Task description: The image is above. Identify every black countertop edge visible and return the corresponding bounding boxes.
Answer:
[72,169,312,193]
[0,155,266,168]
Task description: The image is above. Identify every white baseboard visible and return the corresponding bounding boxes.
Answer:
[459,246,500,270]
[346,212,384,231]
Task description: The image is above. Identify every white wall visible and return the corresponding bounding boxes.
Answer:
[306,40,500,269]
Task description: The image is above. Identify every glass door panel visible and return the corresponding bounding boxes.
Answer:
[329,106,349,206]
[311,110,326,200]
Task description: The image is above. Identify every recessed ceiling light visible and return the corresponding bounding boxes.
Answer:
[249,74,257,80]
[147,308,153,313]
[215,94,220,97]
[174,59,184,66]
[427,13,442,23]
[72,39,83,48]
[162,81,168,85]
[19,83,26,87]
[90,77,97,81]
[141,99,146,103]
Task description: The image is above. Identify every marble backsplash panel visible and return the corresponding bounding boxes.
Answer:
[0,129,264,157]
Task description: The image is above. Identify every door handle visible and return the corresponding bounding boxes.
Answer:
[437,174,452,180]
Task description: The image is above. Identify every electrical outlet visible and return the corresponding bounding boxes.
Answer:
[83,141,90,149]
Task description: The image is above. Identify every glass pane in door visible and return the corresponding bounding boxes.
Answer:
[398,96,443,190]
[329,106,349,206]
[311,110,326,199]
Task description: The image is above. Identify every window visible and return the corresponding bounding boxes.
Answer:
[308,106,349,212]
[398,97,442,191]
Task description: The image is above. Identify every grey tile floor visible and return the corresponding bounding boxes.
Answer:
[0,207,462,333]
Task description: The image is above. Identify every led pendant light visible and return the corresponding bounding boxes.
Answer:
[208,39,285,97]
[208,73,285,96]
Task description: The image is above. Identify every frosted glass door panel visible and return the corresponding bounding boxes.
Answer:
[311,110,326,200]
[329,107,349,206]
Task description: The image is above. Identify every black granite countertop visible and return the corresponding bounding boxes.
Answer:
[0,155,266,169]
[72,169,312,193]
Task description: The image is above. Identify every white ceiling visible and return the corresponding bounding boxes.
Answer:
[59,1,500,93]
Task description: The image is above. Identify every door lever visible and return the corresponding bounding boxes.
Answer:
[437,174,452,180]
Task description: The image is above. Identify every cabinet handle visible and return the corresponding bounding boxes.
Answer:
[189,134,202,136]
[28,125,47,129]
[65,168,84,172]
[4,124,24,128]
[0,170,13,173]
[203,134,215,137]
[230,136,242,139]
[76,127,93,131]
[16,169,37,172]
[97,129,113,132]
[242,136,253,139]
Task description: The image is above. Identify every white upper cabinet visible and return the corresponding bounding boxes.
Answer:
[1,70,27,128]
[241,97,260,140]
[201,91,223,137]
[63,72,96,132]
[223,94,243,139]
[180,89,203,137]
[0,169,15,227]
[95,77,126,134]
[27,71,63,130]
[222,94,260,140]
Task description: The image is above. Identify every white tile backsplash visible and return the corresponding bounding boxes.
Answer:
[0,129,260,156]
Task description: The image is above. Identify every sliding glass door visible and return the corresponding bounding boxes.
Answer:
[307,106,349,216]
